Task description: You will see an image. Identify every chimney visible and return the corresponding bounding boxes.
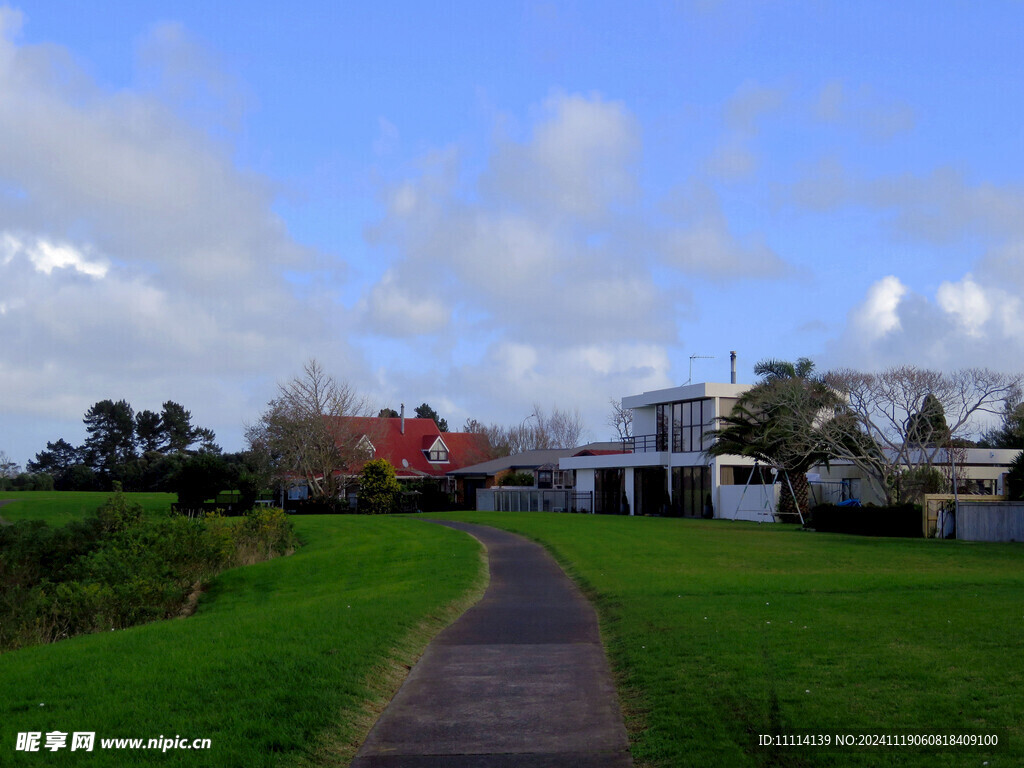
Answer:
[730,351,737,384]
[400,403,405,434]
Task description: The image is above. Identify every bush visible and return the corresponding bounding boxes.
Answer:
[808,503,923,538]
[0,487,298,651]
[359,458,400,515]
[500,471,535,487]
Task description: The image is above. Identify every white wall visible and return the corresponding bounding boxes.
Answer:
[718,483,779,522]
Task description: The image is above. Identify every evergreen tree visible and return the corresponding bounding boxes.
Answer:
[135,410,163,453]
[414,402,448,432]
[83,399,137,473]
[906,393,951,447]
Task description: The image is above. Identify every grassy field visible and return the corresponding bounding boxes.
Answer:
[425,512,1024,768]
[0,491,176,525]
[0,515,486,767]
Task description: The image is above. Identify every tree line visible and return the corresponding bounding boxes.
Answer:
[8,399,244,494]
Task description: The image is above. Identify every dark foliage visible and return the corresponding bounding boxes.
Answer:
[808,503,923,538]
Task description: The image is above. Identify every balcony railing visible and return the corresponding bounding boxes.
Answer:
[621,434,663,453]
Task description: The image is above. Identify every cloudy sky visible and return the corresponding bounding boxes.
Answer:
[2,1,1024,465]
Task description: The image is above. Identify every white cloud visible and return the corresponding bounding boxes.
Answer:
[358,91,795,432]
[361,271,449,336]
[852,275,907,340]
[936,276,990,338]
[0,11,359,454]
[2,233,109,277]
[658,182,789,279]
[482,92,640,221]
[826,271,1024,372]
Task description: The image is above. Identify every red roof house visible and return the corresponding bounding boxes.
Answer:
[343,416,492,479]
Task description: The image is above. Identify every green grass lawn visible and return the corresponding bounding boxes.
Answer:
[425,512,1024,768]
[0,491,177,525]
[0,515,485,767]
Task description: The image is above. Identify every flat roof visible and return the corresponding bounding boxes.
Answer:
[622,381,750,409]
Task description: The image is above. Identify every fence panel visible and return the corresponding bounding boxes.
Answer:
[957,502,1024,542]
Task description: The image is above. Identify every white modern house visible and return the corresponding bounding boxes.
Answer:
[560,376,1020,521]
[560,379,783,520]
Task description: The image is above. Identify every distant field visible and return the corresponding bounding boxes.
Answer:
[426,512,1024,768]
[0,491,176,525]
[0,516,485,767]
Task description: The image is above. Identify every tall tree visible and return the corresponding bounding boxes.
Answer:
[246,359,373,499]
[82,399,137,473]
[135,409,163,454]
[414,403,448,432]
[160,401,218,453]
[906,393,951,447]
[378,407,400,418]
[705,359,841,520]
[27,439,84,488]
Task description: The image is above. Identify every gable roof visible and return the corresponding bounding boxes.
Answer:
[341,417,491,478]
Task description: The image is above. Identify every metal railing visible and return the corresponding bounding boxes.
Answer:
[621,434,663,453]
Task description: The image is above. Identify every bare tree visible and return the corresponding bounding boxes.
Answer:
[607,398,633,441]
[821,366,1022,504]
[461,405,588,457]
[0,450,21,479]
[246,360,374,499]
[528,404,587,450]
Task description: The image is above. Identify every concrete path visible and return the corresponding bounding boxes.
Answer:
[351,520,633,768]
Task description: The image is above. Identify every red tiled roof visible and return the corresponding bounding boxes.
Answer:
[572,448,627,457]
[340,417,492,478]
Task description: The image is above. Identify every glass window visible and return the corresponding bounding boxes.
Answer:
[656,404,669,451]
[672,402,683,452]
[670,466,712,517]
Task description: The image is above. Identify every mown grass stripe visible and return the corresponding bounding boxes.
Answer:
[425,512,1024,768]
[0,516,485,767]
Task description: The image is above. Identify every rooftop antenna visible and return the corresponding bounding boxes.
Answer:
[687,354,715,385]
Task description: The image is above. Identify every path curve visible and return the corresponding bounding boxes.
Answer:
[351,520,633,768]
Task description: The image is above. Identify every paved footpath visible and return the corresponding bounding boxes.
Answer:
[351,520,633,768]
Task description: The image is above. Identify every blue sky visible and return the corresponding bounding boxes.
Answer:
[2,1,1024,465]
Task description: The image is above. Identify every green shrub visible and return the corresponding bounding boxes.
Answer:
[359,458,400,514]
[0,490,298,651]
[500,470,535,486]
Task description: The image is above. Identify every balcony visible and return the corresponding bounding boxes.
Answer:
[621,434,663,453]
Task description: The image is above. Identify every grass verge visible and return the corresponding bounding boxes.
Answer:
[0,516,485,766]
[424,511,1024,768]
[0,491,176,525]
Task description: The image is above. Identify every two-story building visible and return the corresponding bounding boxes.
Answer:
[560,381,781,519]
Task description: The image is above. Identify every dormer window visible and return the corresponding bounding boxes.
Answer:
[424,437,449,463]
[357,435,376,460]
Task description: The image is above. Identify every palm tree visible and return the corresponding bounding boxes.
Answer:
[705,358,840,522]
